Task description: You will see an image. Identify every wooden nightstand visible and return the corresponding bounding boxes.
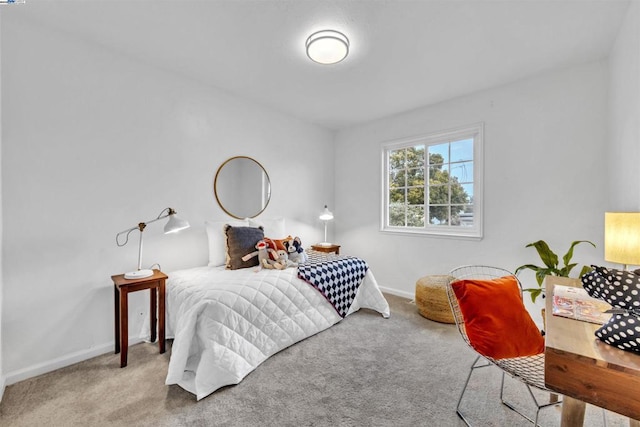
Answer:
[111,269,167,368]
[311,244,341,255]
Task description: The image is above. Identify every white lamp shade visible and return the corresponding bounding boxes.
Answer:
[306,30,349,65]
[164,213,190,234]
[319,205,334,221]
[604,212,640,266]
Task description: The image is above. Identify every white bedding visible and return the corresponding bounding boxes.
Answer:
[164,265,390,400]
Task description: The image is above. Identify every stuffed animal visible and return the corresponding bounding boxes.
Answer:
[264,236,293,260]
[262,249,296,270]
[241,240,276,271]
[262,249,285,270]
[284,237,308,265]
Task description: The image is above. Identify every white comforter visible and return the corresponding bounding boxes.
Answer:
[164,266,390,400]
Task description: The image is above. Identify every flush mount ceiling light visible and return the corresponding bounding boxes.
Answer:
[305,30,349,65]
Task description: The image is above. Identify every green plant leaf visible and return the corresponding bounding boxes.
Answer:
[535,268,554,286]
[562,240,596,269]
[526,240,559,270]
[558,263,577,277]
[515,264,543,275]
[523,288,543,303]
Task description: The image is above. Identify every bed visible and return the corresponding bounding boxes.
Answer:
[164,263,390,400]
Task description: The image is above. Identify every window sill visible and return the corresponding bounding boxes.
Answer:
[379,227,483,241]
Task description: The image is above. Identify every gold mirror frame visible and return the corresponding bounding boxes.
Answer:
[214,156,271,219]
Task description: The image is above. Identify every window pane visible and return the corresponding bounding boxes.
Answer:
[407,187,424,205]
[429,184,449,205]
[389,203,406,227]
[389,149,405,170]
[429,205,449,225]
[406,145,425,168]
[461,183,474,199]
[450,205,466,226]
[406,168,424,186]
[390,169,406,188]
[458,205,474,227]
[450,138,473,162]
[389,188,405,204]
[407,205,425,227]
[450,181,470,205]
[428,164,449,184]
[450,161,473,183]
[428,143,449,164]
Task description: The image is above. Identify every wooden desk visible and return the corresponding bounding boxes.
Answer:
[112,269,167,368]
[544,276,640,426]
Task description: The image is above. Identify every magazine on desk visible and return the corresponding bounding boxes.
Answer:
[552,284,612,324]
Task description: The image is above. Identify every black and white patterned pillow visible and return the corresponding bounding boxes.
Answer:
[594,313,640,352]
[583,266,640,310]
[581,266,640,353]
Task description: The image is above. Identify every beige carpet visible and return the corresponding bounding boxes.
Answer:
[0,294,630,426]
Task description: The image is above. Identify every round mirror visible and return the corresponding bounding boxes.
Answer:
[214,156,271,219]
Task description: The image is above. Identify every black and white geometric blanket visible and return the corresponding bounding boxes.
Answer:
[297,252,369,318]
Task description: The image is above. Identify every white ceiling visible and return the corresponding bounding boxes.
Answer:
[9,0,631,130]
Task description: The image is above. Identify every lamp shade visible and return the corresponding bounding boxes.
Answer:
[319,205,334,221]
[604,212,640,267]
[306,30,349,65]
[164,212,190,234]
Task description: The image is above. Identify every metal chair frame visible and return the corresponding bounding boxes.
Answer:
[447,265,562,426]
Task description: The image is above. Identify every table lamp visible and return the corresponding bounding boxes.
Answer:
[319,205,334,246]
[604,212,640,270]
[116,207,190,279]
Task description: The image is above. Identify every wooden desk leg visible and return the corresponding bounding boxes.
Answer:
[114,285,120,354]
[629,419,640,427]
[561,396,586,427]
[150,286,157,344]
[159,279,166,354]
[120,288,128,368]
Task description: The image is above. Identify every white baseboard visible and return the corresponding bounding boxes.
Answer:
[379,285,414,300]
[4,338,143,387]
[0,375,6,403]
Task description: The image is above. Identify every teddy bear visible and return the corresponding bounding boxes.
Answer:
[284,237,308,265]
[241,240,276,271]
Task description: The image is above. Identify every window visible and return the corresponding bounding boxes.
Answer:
[381,123,483,239]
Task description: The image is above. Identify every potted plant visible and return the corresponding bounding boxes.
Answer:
[515,240,595,303]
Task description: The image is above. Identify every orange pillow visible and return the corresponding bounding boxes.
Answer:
[451,276,544,359]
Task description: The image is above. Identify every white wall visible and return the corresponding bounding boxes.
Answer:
[1,17,334,381]
[334,61,609,321]
[0,15,4,398]
[608,1,640,211]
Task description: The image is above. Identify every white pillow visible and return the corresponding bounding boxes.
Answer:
[248,217,286,238]
[205,219,249,267]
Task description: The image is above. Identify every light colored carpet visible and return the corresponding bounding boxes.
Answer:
[0,294,630,426]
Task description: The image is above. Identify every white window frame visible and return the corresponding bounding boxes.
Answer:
[380,122,484,239]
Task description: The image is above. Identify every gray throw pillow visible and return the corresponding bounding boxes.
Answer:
[224,225,264,270]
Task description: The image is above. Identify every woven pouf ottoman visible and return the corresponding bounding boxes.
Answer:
[415,275,456,324]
